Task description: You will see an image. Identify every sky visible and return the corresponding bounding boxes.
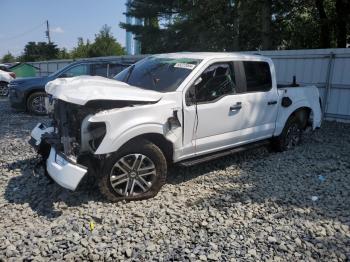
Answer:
[0,0,127,57]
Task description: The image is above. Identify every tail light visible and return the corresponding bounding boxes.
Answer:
[10,72,16,79]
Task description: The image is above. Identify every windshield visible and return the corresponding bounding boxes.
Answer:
[114,57,202,92]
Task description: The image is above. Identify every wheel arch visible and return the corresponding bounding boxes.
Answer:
[95,123,176,165]
[118,133,174,165]
[274,104,313,137]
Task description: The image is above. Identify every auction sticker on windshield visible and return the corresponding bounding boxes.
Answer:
[174,63,196,70]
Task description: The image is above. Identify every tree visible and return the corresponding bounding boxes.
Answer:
[88,25,125,57]
[315,0,331,48]
[1,52,16,63]
[335,0,350,47]
[57,48,71,59]
[71,25,125,58]
[71,37,91,58]
[19,42,59,62]
[261,0,272,50]
[121,0,349,52]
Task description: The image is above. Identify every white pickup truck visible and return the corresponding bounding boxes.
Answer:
[30,52,322,201]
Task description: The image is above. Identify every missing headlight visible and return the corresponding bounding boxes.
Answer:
[86,122,106,152]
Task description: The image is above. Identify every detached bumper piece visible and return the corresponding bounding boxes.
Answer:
[46,148,87,191]
[29,123,54,149]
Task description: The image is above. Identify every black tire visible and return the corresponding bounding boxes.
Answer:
[0,81,9,96]
[27,91,47,115]
[271,115,303,152]
[98,138,167,201]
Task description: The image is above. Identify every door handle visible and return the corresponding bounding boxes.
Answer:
[230,102,242,111]
[267,100,277,105]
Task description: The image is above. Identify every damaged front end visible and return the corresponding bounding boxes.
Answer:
[30,97,159,191]
[30,99,109,190]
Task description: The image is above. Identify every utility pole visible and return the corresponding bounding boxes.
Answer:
[45,20,51,43]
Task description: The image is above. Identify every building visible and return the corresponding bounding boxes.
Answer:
[125,0,142,55]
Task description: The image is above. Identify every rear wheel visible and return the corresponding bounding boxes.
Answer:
[98,139,167,201]
[271,115,303,152]
[27,92,47,115]
[0,81,9,96]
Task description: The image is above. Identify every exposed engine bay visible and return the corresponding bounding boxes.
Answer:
[42,97,158,162]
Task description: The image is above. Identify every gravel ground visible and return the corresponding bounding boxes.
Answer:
[0,98,349,261]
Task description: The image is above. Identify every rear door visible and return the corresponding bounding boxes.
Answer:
[236,60,279,140]
[91,63,108,77]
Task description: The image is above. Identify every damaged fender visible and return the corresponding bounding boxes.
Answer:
[87,93,183,158]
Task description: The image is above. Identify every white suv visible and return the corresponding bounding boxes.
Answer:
[0,64,15,96]
[30,53,322,201]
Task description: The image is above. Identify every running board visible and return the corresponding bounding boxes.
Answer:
[179,140,270,167]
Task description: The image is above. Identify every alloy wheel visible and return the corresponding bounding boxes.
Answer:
[31,95,46,114]
[285,123,301,149]
[109,154,156,197]
[0,82,9,96]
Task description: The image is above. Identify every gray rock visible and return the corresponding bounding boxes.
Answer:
[125,248,133,258]
[268,236,277,243]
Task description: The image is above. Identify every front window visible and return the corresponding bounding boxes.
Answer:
[114,57,202,92]
[60,64,89,78]
[186,63,236,105]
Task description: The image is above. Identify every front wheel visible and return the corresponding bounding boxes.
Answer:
[98,139,167,201]
[271,115,303,152]
[27,91,47,115]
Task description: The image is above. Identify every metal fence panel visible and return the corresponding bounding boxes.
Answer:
[248,48,350,121]
[28,55,146,77]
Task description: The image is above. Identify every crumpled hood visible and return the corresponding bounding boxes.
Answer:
[45,76,163,105]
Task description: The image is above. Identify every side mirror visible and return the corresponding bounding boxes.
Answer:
[58,73,68,78]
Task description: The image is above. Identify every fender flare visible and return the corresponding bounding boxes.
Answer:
[274,100,313,137]
[95,123,166,155]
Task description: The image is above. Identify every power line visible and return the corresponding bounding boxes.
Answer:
[0,22,46,41]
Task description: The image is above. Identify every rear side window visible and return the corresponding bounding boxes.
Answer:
[108,63,128,78]
[243,61,272,92]
[91,63,108,77]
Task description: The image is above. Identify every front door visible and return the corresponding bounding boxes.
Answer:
[182,62,249,156]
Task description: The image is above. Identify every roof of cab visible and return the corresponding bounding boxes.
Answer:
[153,52,268,61]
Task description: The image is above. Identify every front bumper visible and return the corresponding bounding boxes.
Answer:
[9,86,26,110]
[30,123,87,191]
[46,147,87,190]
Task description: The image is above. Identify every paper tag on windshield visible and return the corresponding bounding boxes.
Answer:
[174,63,196,70]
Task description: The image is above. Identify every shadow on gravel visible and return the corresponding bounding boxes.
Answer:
[4,157,104,219]
[167,128,350,223]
